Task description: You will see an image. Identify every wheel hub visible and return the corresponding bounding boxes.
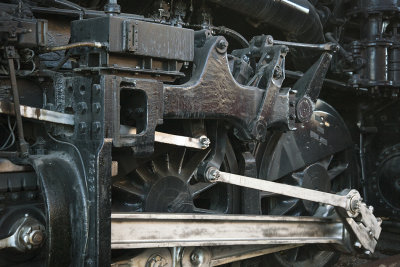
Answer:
[144,176,194,212]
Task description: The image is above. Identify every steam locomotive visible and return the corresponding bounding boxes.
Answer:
[0,0,398,266]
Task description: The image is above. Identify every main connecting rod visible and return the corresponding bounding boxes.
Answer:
[206,168,382,253]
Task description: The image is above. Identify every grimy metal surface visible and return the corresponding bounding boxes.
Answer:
[0,101,75,125]
[111,213,344,249]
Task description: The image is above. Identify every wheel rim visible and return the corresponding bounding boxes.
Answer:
[112,138,239,214]
[252,101,356,266]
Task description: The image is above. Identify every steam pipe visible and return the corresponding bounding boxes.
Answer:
[208,0,324,45]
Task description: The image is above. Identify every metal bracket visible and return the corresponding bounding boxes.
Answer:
[206,169,382,252]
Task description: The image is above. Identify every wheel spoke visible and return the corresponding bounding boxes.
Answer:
[286,247,300,262]
[319,155,334,169]
[151,157,170,177]
[189,182,216,198]
[180,149,210,182]
[166,147,187,175]
[291,172,304,186]
[113,180,145,199]
[259,191,278,198]
[135,165,158,184]
[270,199,299,215]
[327,162,349,180]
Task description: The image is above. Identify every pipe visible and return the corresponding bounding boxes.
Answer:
[208,0,324,45]
[275,0,309,14]
[45,41,103,52]
[191,25,249,47]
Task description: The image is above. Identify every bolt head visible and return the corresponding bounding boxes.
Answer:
[77,102,88,114]
[78,122,87,134]
[93,103,101,113]
[266,35,274,45]
[216,39,228,53]
[368,230,374,237]
[191,253,199,263]
[30,230,44,245]
[190,249,206,265]
[92,122,101,133]
[273,66,283,79]
[199,136,210,149]
[368,206,374,212]
[218,40,227,48]
[354,241,362,248]
[92,84,101,95]
[206,167,220,183]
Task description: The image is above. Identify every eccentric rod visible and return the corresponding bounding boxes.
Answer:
[205,168,382,253]
[206,169,348,209]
